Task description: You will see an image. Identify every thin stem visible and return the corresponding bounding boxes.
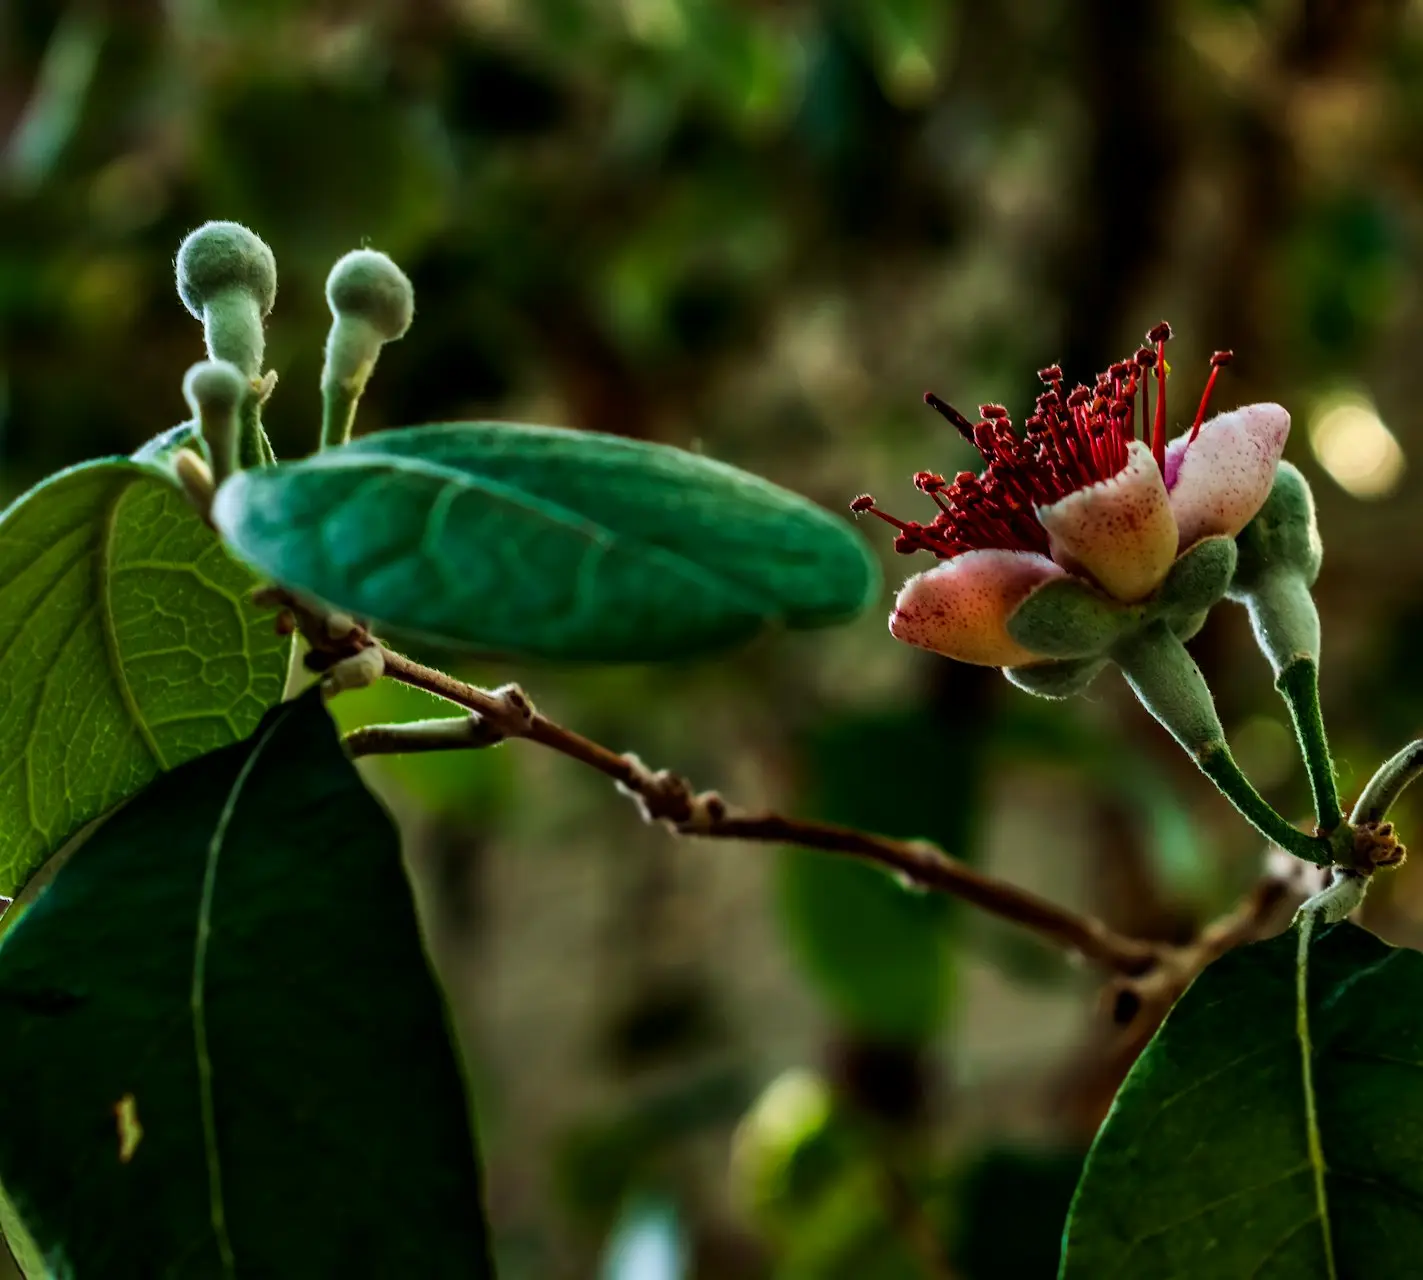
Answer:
[319,379,360,451]
[1276,658,1343,832]
[376,648,1160,975]
[1197,744,1330,864]
[1351,739,1423,825]
[1113,623,1331,863]
[344,716,503,756]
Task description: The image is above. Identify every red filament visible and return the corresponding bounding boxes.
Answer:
[853,328,1230,562]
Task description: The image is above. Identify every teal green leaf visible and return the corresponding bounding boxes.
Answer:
[0,689,492,1279]
[0,458,289,894]
[211,422,879,661]
[1062,922,1423,1278]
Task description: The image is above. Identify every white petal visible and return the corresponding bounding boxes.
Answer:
[889,549,1067,667]
[1167,403,1290,549]
[1035,441,1178,603]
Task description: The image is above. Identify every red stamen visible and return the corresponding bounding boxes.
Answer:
[1148,322,1172,473]
[870,324,1230,566]
[924,392,978,445]
[1188,350,1233,443]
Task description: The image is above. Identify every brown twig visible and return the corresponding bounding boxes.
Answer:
[371,649,1162,975]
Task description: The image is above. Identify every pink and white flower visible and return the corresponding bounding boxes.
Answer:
[853,325,1289,667]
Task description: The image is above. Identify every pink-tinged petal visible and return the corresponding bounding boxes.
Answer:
[1035,440,1177,603]
[1166,403,1290,549]
[889,549,1066,667]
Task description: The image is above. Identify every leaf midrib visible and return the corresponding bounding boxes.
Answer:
[1295,920,1339,1280]
[280,449,800,616]
[189,701,296,1277]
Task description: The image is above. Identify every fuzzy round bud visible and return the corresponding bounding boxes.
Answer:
[325,249,414,341]
[318,249,415,448]
[182,359,247,417]
[182,359,247,486]
[176,221,277,320]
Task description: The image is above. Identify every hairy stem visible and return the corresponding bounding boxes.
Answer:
[1351,739,1423,826]
[1276,658,1343,832]
[1114,623,1329,864]
[1197,745,1330,864]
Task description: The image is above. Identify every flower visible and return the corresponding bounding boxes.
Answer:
[853,324,1289,668]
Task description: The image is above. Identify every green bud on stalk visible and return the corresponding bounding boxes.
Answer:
[175,222,277,379]
[320,249,414,449]
[182,360,247,488]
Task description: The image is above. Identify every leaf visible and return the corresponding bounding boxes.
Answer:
[1061,922,1423,1279]
[211,422,879,661]
[950,1145,1084,1280]
[775,706,973,1042]
[0,458,289,894]
[778,848,950,1042]
[0,689,493,1279]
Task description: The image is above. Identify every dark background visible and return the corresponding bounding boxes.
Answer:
[4,1,1423,1275]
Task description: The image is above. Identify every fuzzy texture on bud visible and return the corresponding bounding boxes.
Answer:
[182,360,247,485]
[1228,463,1324,674]
[176,222,277,319]
[326,250,414,341]
[320,249,415,448]
[175,222,277,378]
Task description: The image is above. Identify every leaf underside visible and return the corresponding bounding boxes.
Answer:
[212,422,880,661]
[0,690,493,1279]
[0,459,289,894]
[1061,923,1423,1279]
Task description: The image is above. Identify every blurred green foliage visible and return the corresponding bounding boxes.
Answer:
[6,0,1423,1275]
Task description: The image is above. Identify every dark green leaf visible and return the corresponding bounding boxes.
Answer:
[0,459,289,894]
[950,1145,1084,1280]
[1062,922,1423,1279]
[0,690,492,1279]
[212,423,879,661]
[775,706,971,1041]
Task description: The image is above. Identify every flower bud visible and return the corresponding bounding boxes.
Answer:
[182,360,247,486]
[326,249,415,342]
[1227,463,1323,674]
[320,249,414,449]
[175,221,277,378]
[1231,461,1321,589]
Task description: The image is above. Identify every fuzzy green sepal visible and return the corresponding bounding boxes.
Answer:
[1005,578,1138,658]
[1156,536,1237,621]
[1003,656,1108,699]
